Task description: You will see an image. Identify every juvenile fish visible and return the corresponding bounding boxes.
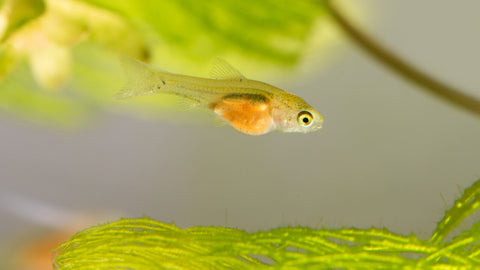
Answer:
[116,57,324,135]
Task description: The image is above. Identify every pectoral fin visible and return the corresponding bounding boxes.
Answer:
[211,94,273,135]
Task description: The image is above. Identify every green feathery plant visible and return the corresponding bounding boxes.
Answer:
[54,178,480,269]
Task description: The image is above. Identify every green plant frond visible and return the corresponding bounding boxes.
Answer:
[430,179,480,244]
[78,0,325,64]
[0,61,90,127]
[0,0,45,42]
[54,179,480,269]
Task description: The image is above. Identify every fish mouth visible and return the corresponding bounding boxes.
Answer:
[312,120,324,130]
[313,115,324,130]
[303,124,322,133]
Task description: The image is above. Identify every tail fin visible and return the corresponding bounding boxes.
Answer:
[115,56,166,99]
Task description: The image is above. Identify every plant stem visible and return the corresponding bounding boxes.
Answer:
[324,0,480,117]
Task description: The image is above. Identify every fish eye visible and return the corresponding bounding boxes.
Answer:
[297,111,313,127]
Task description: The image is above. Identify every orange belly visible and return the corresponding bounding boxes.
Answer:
[211,97,273,135]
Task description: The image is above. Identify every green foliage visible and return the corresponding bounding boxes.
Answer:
[430,179,480,244]
[80,0,324,64]
[0,0,45,42]
[0,61,90,126]
[0,0,326,127]
[55,178,480,269]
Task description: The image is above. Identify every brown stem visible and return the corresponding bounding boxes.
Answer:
[324,0,480,117]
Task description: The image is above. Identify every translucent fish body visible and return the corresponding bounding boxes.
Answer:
[117,57,324,135]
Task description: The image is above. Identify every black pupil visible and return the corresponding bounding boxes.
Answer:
[298,111,313,125]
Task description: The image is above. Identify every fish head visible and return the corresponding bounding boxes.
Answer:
[272,94,324,133]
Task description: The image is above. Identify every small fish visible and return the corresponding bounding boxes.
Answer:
[116,57,324,135]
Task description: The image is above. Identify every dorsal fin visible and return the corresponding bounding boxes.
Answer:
[209,58,246,81]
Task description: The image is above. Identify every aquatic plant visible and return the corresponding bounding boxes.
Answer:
[54,178,480,269]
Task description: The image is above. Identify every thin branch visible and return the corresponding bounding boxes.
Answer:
[324,0,480,117]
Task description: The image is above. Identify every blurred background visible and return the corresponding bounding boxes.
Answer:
[1,0,479,268]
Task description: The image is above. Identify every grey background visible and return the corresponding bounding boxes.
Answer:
[1,0,479,255]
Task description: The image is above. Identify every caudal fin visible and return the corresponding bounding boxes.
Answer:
[115,56,166,99]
